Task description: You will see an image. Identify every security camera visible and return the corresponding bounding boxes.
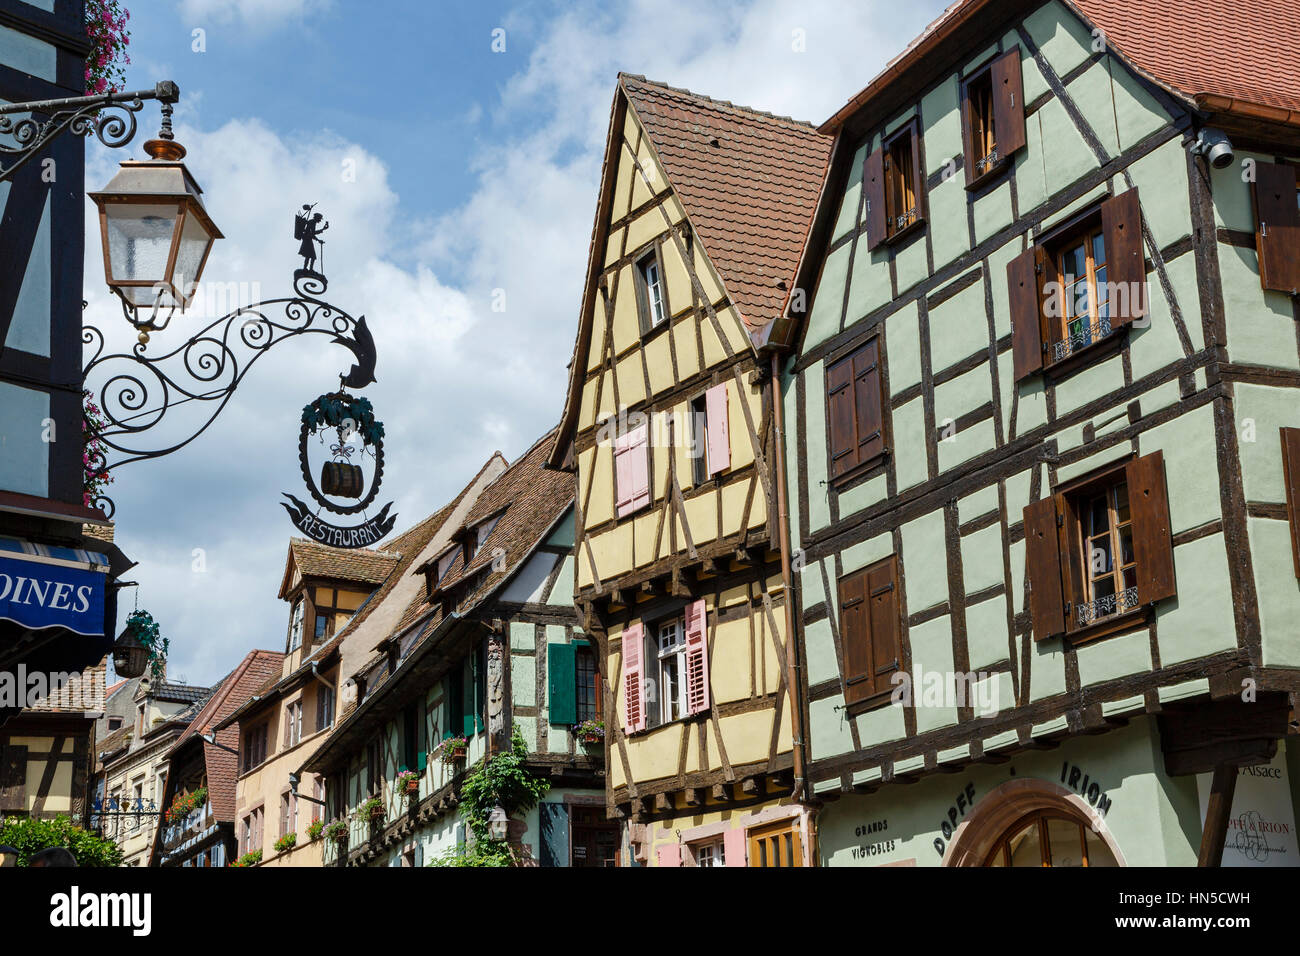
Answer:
[1193,128,1234,170]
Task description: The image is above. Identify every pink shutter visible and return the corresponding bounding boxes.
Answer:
[615,425,651,517]
[705,383,730,475]
[614,432,635,517]
[724,827,747,867]
[622,621,645,733]
[684,599,710,715]
[657,843,682,867]
[629,424,651,511]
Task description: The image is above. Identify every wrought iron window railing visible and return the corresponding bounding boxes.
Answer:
[1076,585,1139,627]
[1053,315,1113,363]
[894,206,919,232]
[974,149,1000,175]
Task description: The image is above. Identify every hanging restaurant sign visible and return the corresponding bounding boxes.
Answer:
[280,389,396,548]
[0,551,108,637]
[82,203,396,549]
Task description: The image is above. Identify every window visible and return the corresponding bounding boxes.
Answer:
[435,545,459,584]
[366,738,382,792]
[613,423,651,518]
[576,644,600,723]
[1252,161,1300,294]
[131,779,144,830]
[1282,428,1300,578]
[547,640,601,726]
[1076,480,1137,623]
[984,811,1117,867]
[241,724,268,772]
[279,792,291,838]
[1024,452,1175,642]
[656,619,687,725]
[864,121,924,250]
[242,806,263,855]
[284,700,303,748]
[961,48,1027,187]
[107,716,123,732]
[1008,190,1146,381]
[288,597,305,652]
[694,840,726,867]
[316,684,335,732]
[885,127,920,235]
[1053,228,1110,362]
[135,702,145,736]
[689,383,731,486]
[826,337,886,483]
[635,249,668,330]
[838,556,900,711]
[747,819,803,868]
[621,601,709,734]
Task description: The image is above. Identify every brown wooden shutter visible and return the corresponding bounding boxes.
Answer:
[1127,450,1176,605]
[1008,246,1045,382]
[852,340,884,463]
[1023,496,1066,640]
[827,355,857,479]
[1253,162,1300,294]
[863,147,887,251]
[1280,428,1300,577]
[1102,188,1146,325]
[992,47,1026,158]
[867,558,899,690]
[838,571,873,705]
[0,745,26,811]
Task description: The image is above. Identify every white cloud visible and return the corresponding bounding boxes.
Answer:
[88,0,946,685]
[176,0,331,29]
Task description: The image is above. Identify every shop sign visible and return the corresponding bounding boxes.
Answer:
[1196,748,1299,867]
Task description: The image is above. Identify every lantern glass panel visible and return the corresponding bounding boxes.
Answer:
[104,203,179,284]
[172,211,213,304]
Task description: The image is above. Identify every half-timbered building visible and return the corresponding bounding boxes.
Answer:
[151,649,282,867]
[775,0,1300,866]
[304,433,605,866]
[0,1,130,704]
[549,75,831,866]
[214,454,504,867]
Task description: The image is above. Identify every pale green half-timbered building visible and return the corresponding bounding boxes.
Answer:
[771,0,1300,867]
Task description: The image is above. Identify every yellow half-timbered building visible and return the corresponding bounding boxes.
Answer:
[550,74,831,866]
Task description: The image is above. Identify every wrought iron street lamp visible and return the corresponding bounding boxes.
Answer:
[88,102,222,342]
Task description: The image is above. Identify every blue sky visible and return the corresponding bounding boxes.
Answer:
[85,0,949,687]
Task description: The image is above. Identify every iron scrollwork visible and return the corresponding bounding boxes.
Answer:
[0,81,178,184]
[83,206,393,547]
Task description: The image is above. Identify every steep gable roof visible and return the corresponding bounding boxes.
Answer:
[621,75,834,338]
[171,649,282,822]
[821,0,1300,135]
[1072,0,1300,120]
[548,74,832,468]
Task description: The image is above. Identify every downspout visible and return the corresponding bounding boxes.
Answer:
[310,660,336,695]
[769,352,809,808]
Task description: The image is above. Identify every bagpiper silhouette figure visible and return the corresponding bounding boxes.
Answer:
[294,203,329,275]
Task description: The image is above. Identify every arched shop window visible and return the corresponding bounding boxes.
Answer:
[983,810,1118,867]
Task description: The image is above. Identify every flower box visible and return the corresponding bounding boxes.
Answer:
[441,737,468,766]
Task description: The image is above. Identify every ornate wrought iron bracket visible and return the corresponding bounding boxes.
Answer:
[0,80,179,183]
[83,269,377,519]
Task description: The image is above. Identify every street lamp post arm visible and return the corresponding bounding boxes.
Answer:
[0,80,179,183]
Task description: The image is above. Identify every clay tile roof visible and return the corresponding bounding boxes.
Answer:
[398,428,572,635]
[620,74,833,337]
[151,681,213,704]
[172,649,283,822]
[1072,0,1300,118]
[823,0,1300,133]
[98,724,133,757]
[278,538,400,599]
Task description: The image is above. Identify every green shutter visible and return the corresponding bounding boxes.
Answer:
[548,643,577,725]
[446,672,463,740]
[462,654,480,736]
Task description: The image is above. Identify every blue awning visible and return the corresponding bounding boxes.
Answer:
[0,538,109,638]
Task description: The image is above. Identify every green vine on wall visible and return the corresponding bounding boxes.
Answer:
[430,724,549,867]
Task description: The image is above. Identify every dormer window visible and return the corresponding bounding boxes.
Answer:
[288,597,305,652]
[435,545,459,584]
